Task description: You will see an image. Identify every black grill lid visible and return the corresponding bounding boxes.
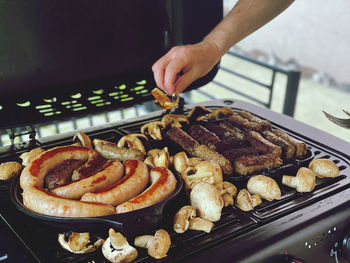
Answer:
[0,0,223,129]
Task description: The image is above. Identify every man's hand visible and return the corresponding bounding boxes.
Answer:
[152,39,220,96]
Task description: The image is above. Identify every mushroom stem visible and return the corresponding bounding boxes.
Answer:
[189,217,214,233]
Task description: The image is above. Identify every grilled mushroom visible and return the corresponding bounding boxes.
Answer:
[58,232,104,254]
[247,175,281,201]
[141,121,164,141]
[208,107,235,120]
[161,114,189,128]
[187,105,212,122]
[19,147,45,166]
[134,229,171,259]
[173,205,196,233]
[0,161,23,181]
[215,181,237,207]
[189,217,214,233]
[117,134,148,154]
[144,147,171,168]
[308,158,339,178]
[236,189,262,211]
[102,229,138,263]
[173,151,201,174]
[282,167,316,192]
[73,132,92,148]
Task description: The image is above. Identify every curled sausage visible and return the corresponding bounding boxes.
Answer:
[81,160,149,206]
[116,167,177,213]
[52,160,124,199]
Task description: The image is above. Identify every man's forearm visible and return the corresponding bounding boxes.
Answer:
[204,0,294,59]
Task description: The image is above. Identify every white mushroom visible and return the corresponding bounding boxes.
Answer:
[145,147,171,169]
[161,114,189,128]
[173,205,196,233]
[189,217,214,233]
[58,232,104,254]
[117,133,148,154]
[173,151,201,174]
[73,132,92,148]
[247,175,281,201]
[215,181,238,207]
[134,229,171,259]
[102,229,138,263]
[19,147,45,166]
[0,161,23,181]
[208,107,235,120]
[308,158,339,178]
[187,105,212,122]
[141,121,164,141]
[190,182,223,222]
[282,167,316,192]
[236,189,262,211]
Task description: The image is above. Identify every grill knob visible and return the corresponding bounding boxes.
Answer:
[342,232,350,260]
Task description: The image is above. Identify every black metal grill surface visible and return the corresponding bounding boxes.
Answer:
[0,100,350,263]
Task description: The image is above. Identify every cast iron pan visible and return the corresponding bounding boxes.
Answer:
[10,171,184,238]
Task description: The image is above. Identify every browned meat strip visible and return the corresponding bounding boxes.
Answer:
[166,127,199,155]
[44,159,86,190]
[204,122,235,141]
[237,111,272,130]
[228,113,262,132]
[271,128,308,159]
[262,130,296,162]
[213,139,250,153]
[246,131,282,156]
[167,127,233,175]
[72,152,106,181]
[234,154,283,176]
[222,147,259,163]
[219,120,246,140]
[188,125,220,150]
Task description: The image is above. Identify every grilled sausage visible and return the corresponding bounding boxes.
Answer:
[228,113,262,131]
[271,128,307,159]
[262,130,296,161]
[188,125,220,150]
[93,139,145,161]
[116,167,177,213]
[23,186,115,217]
[247,131,282,156]
[52,160,124,199]
[81,160,149,206]
[219,121,246,140]
[234,153,283,176]
[237,111,272,130]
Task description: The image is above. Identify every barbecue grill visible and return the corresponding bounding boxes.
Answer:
[1,1,350,263]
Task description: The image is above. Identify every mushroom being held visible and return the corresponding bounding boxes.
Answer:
[282,167,316,192]
[134,229,171,259]
[102,229,138,263]
[190,182,223,222]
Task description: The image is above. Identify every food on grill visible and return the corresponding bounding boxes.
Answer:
[173,205,196,233]
[282,167,316,192]
[247,175,281,201]
[228,113,263,132]
[81,160,149,206]
[173,152,202,174]
[58,231,104,254]
[93,138,145,161]
[237,111,272,130]
[187,105,212,122]
[308,158,339,178]
[271,128,307,159]
[167,127,234,176]
[215,181,238,207]
[117,133,148,155]
[52,160,124,200]
[134,229,171,259]
[190,182,224,222]
[73,132,92,149]
[102,229,138,263]
[219,120,246,141]
[144,148,172,169]
[188,217,214,233]
[71,151,106,181]
[222,147,259,163]
[261,130,296,161]
[234,153,283,176]
[236,189,262,211]
[188,124,221,150]
[19,147,45,166]
[247,131,282,156]
[161,113,189,129]
[116,167,177,213]
[181,160,223,191]
[141,121,164,141]
[208,107,235,120]
[20,145,116,217]
[151,87,179,111]
[0,161,23,181]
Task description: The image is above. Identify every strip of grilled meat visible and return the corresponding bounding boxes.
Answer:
[227,113,263,132]
[222,147,259,163]
[167,127,233,175]
[246,131,282,156]
[188,125,220,150]
[234,153,283,176]
[237,111,272,130]
[271,128,308,159]
[262,130,296,162]
[219,120,246,140]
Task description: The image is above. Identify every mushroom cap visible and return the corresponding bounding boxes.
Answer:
[309,158,339,178]
[236,189,262,211]
[0,161,23,181]
[190,182,223,222]
[161,113,189,128]
[173,205,196,233]
[141,121,164,141]
[73,132,92,149]
[147,229,171,259]
[247,174,281,201]
[296,167,316,192]
[58,232,104,254]
[208,107,235,120]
